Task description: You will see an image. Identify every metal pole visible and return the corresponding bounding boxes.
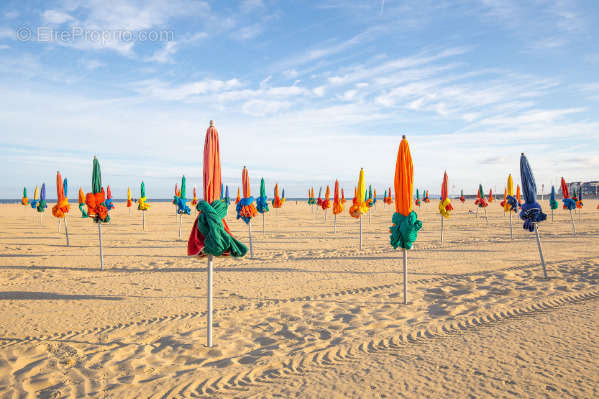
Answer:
[98,223,104,271]
[534,224,547,279]
[334,214,336,234]
[368,210,371,224]
[142,210,145,231]
[248,221,254,258]
[403,249,408,305]
[359,216,363,250]
[440,216,444,243]
[178,214,182,240]
[551,208,554,223]
[207,254,214,347]
[509,211,513,240]
[484,208,488,225]
[64,218,70,247]
[569,210,576,236]
[324,209,327,223]
[58,219,62,233]
[262,213,265,236]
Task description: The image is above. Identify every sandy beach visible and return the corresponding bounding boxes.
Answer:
[1,200,598,398]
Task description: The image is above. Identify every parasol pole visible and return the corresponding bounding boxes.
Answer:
[178,214,182,240]
[534,224,547,279]
[359,216,363,250]
[98,223,104,271]
[207,254,214,347]
[403,248,408,304]
[334,214,337,234]
[64,218,70,247]
[248,221,254,258]
[569,210,576,236]
[484,208,488,225]
[129,207,131,216]
[509,211,513,239]
[58,219,62,233]
[551,208,553,223]
[142,210,145,231]
[324,209,327,223]
[262,212,265,236]
[440,215,444,243]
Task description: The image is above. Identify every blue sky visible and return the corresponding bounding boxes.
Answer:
[1,0,598,199]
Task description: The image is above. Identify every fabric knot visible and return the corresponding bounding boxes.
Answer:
[519,202,547,232]
[236,197,257,224]
[256,195,269,213]
[389,211,422,250]
[562,198,576,210]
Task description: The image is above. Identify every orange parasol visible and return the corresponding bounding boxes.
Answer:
[237,166,258,257]
[390,136,422,304]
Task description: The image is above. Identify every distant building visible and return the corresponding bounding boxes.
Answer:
[558,181,599,198]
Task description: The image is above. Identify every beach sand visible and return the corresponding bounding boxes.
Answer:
[0,200,598,398]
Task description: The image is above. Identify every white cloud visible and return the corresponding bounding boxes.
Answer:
[42,10,74,24]
[83,59,105,70]
[313,86,325,97]
[146,41,177,63]
[242,99,291,116]
[230,24,264,41]
[133,78,243,100]
[4,10,19,19]
[0,44,9,50]
[0,27,13,39]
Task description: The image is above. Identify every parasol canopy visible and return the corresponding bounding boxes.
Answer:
[519,153,547,231]
[349,169,369,218]
[341,188,346,203]
[549,186,558,210]
[321,185,331,210]
[505,174,518,213]
[21,187,28,206]
[236,166,258,223]
[488,188,493,202]
[78,187,88,217]
[576,185,584,208]
[127,187,132,207]
[257,178,270,213]
[225,185,230,204]
[85,157,111,223]
[37,183,47,212]
[52,171,70,218]
[366,185,373,208]
[174,176,191,215]
[105,185,115,211]
[317,187,323,206]
[272,183,282,208]
[138,181,150,211]
[31,186,39,209]
[460,189,465,203]
[438,171,453,218]
[188,121,247,257]
[561,177,576,210]
[474,184,488,207]
[390,136,422,249]
[333,180,343,214]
